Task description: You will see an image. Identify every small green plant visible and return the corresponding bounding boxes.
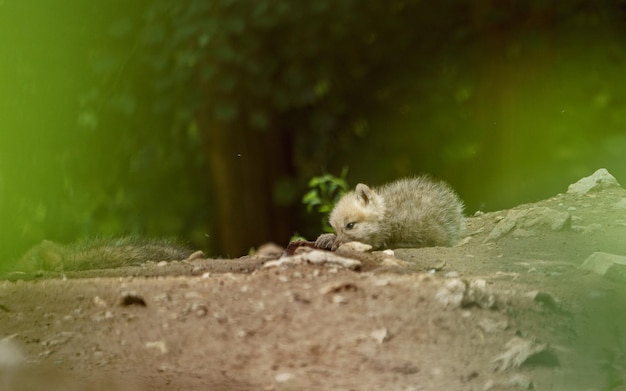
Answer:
[289,232,307,243]
[302,168,349,233]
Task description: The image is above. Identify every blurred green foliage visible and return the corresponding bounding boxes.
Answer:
[302,169,349,233]
[1,1,626,263]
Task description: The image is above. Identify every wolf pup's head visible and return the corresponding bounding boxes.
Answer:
[329,183,387,249]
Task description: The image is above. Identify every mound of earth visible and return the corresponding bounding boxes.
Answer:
[1,168,625,390]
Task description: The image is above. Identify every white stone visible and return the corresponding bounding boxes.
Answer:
[485,207,570,242]
[490,337,548,372]
[435,279,466,307]
[0,335,25,370]
[370,328,388,344]
[567,168,621,195]
[580,252,626,275]
[264,250,361,270]
[275,372,294,383]
[336,241,372,253]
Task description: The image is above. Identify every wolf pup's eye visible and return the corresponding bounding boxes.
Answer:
[345,222,355,230]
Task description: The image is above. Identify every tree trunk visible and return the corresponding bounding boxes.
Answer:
[200,115,295,257]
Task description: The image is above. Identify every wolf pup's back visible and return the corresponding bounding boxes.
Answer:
[15,236,197,272]
[319,176,464,250]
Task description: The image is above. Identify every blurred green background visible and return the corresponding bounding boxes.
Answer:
[1,0,625,262]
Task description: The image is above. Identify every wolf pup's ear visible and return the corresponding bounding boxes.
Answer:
[355,183,376,206]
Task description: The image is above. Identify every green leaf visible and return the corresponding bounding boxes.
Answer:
[302,191,319,203]
[319,205,332,213]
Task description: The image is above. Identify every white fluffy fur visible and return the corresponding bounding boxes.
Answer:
[328,176,464,249]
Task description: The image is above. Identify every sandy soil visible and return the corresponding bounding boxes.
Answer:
[1,175,626,391]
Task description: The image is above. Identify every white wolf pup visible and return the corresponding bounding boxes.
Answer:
[316,176,464,250]
[15,236,200,272]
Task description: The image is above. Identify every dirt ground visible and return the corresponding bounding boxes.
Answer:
[2,172,626,391]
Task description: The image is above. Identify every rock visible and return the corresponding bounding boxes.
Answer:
[92,310,114,322]
[43,332,75,348]
[428,259,447,272]
[274,372,294,383]
[571,223,603,234]
[93,296,108,307]
[336,241,372,253]
[254,243,284,259]
[506,374,534,389]
[191,265,205,275]
[464,279,497,309]
[485,207,570,242]
[188,302,208,317]
[435,279,496,309]
[183,291,203,300]
[580,252,626,282]
[370,328,388,344]
[263,249,361,270]
[331,294,348,304]
[518,207,570,230]
[511,228,535,238]
[567,168,621,195]
[490,336,558,372]
[484,213,518,242]
[526,291,564,313]
[368,249,410,268]
[145,340,168,354]
[435,279,467,307]
[0,335,25,370]
[484,374,534,390]
[381,257,410,268]
[186,250,206,261]
[580,252,626,274]
[478,318,509,334]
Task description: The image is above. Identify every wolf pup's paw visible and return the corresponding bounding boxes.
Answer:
[314,233,337,251]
